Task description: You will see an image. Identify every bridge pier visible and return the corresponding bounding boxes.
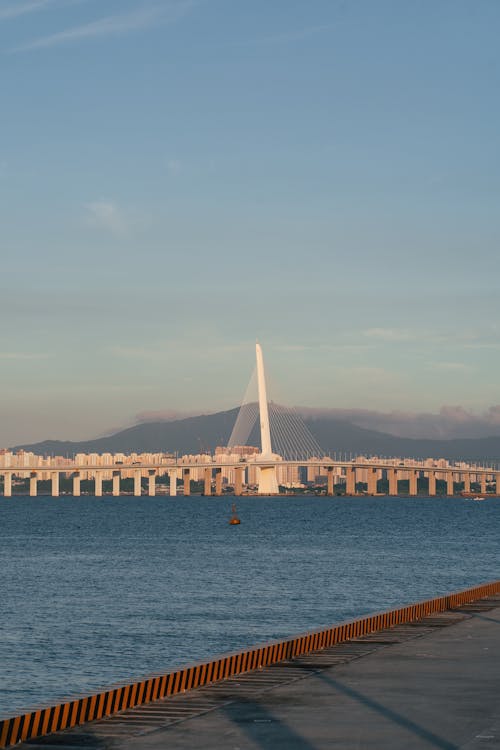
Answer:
[326,467,334,496]
[388,468,397,496]
[95,472,103,497]
[30,472,38,497]
[215,467,222,496]
[234,467,244,496]
[428,471,436,496]
[133,470,141,497]
[204,468,212,496]
[148,470,156,497]
[112,471,120,497]
[463,472,471,493]
[446,471,454,497]
[51,472,59,498]
[257,465,279,495]
[409,470,418,496]
[169,469,178,497]
[496,473,500,495]
[73,472,81,497]
[345,466,355,495]
[4,472,12,497]
[366,467,377,495]
[480,474,487,494]
[183,469,191,496]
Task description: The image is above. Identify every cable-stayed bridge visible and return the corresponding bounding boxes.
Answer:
[1,344,500,497]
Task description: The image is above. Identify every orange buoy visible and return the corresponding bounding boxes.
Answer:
[229,503,241,525]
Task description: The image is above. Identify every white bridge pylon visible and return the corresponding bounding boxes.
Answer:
[228,342,325,493]
[255,342,279,495]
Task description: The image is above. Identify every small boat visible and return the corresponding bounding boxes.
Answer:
[229,503,241,525]
[472,496,486,502]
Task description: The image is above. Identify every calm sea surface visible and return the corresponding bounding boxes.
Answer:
[1,494,498,716]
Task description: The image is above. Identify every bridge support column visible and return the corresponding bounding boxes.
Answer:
[326,467,334,496]
[367,468,377,495]
[409,470,418,496]
[480,475,487,494]
[95,472,103,497]
[112,471,120,497]
[496,473,500,496]
[463,472,471,493]
[134,470,141,497]
[183,468,191,496]
[388,468,397,496]
[215,467,223,496]
[169,469,178,497]
[204,468,212,496]
[73,472,81,497]
[4,472,12,497]
[428,471,436,497]
[30,472,38,497]
[257,465,279,495]
[345,466,355,495]
[446,471,454,497]
[51,472,59,498]
[235,467,244,496]
[148,470,156,497]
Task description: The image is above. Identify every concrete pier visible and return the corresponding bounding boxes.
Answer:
[409,469,417,496]
[94,472,103,497]
[50,472,59,498]
[345,465,355,495]
[183,468,190,496]
[204,468,212,496]
[215,467,222,496]
[326,466,334,496]
[388,467,397,495]
[169,469,177,497]
[367,467,377,494]
[234,467,244,496]
[133,470,141,497]
[148,470,156,497]
[464,472,471,493]
[3,472,11,497]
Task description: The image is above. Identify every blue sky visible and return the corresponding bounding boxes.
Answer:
[1,0,499,445]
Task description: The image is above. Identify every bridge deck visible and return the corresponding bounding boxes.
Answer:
[14,596,500,749]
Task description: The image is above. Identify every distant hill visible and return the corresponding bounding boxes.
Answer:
[12,408,500,462]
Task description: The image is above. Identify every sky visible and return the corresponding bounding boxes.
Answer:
[1,0,500,446]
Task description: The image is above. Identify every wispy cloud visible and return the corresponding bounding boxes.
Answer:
[0,0,81,22]
[0,0,54,21]
[86,200,127,236]
[11,1,194,52]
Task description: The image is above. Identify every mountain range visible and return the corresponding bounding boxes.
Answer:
[13,408,500,462]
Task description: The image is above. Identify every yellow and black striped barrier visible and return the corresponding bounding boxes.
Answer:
[2,579,499,749]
